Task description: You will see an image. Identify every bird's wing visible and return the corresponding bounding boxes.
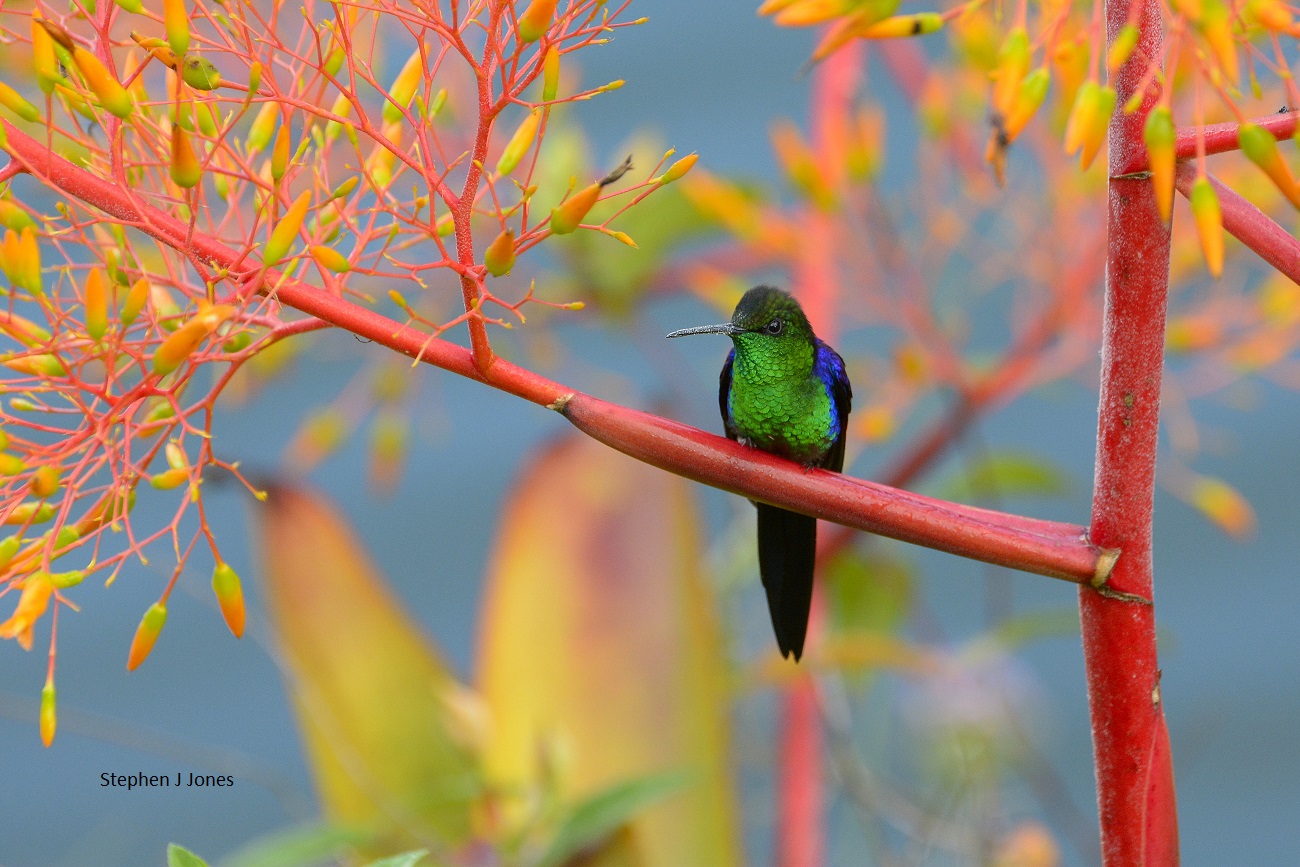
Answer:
[718,348,739,441]
[818,341,852,473]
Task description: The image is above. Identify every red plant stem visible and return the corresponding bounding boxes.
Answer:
[1082,0,1180,861]
[1175,162,1300,283]
[1119,110,1299,175]
[1,119,1111,572]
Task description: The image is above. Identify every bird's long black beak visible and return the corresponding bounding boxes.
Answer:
[665,323,743,338]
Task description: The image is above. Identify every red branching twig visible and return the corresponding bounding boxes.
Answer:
[1081,0,1181,860]
[1,120,1116,589]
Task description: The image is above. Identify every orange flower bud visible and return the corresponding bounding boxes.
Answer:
[517,0,559,43]
[264,190,312,266]
[383,49,423,124]
[0,81,39,123]
[1172,0,1203,22]
[1064,80,1099,156]
[550,182,601,234]
[211,562,245,637]
[542,45,560,101]
[484,229,517,276]
[0,574,52,641]
[1189,177,1224,278]
[366,128,400,189]
[40,677,56,747]
[163,0,190,58]
[1239,122,1300,208]
[151,302,236,375]
[310,245,351,272]
[1249,0,1294,30]
[3,354,65,377]
[1106,24,1139,73]
[1143,106,1175,223]
[170,124,201,189]
[71,46,134,120]
[12,227,42,298]
[127,602,167,670]
[495,109,541,177]
[85,268,109,339]
[121,277,149,326]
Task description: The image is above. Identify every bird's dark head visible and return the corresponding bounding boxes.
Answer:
[665,286,814,349]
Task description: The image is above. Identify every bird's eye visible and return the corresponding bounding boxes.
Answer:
[765,319,785,335]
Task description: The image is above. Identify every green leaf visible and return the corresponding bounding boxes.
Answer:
[364,851,430,867]
[539,772,692,867]
[219,822,378,867]
[167,844,210,867]
[935,452,1068,501]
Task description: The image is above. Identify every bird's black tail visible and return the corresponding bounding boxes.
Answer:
[756,503,817,661]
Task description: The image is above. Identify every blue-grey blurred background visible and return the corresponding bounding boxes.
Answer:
[3,2,1299,865]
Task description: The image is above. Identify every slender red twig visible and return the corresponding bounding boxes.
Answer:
[1119,111,1300,175]
[1081,0,1181,860]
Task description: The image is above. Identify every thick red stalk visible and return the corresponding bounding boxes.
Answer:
[1082,1,1180,861]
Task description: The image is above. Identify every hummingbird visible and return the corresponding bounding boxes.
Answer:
[668,286,852,661]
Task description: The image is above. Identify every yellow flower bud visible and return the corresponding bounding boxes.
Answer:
[1189,177,1224,278]
[151,302,236,375]
[30,465,60,499]
[0,81,39,123]
[657,152,699,185]
[484,229,516,276]
[69,47,134,120]
[855,12,943,39]
[1107,24,1140,73]
[495,109,541,177]
[127,602,167,670]
[542,45,560,101]
[383,49,423,124]
[517,0,559,43]
[1143,106,1176,222]
[1002,68,1050,141]
[310,245,351,272]
[121,277,149,326]
[264,190,312,265]
[271,123,291,182]
[163,0,190,58]
[247,102,278,153]
[170,124,201,189]
[550,182,601,234]
[32,16,60,95]
[1239,122,1300,208]
[992,28,1030,119]
[211,562,245,637]
[40,677,56,747]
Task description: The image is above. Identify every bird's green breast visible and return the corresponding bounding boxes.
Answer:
[728,343,836,465]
